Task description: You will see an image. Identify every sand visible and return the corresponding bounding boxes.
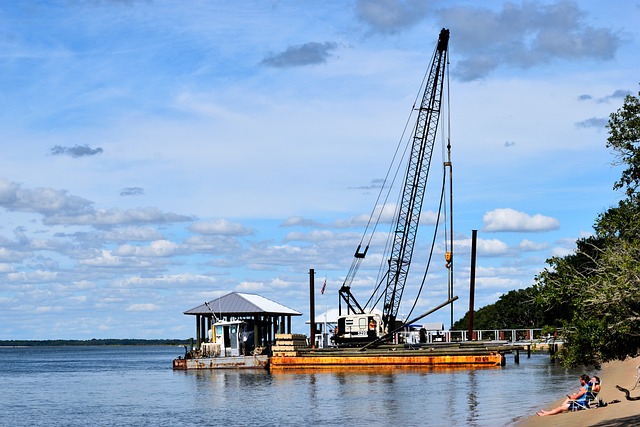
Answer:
[516,355,640,427]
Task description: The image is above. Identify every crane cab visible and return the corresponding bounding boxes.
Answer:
[333,313,383,345]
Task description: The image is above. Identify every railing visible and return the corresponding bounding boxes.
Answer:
[403,328,561,345]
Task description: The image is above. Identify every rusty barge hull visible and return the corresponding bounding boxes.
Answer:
[173,355,269,370]
[269,351,503,371]
[268,336,514,371]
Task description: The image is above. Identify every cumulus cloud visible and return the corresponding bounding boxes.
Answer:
[116,274,218,289]
[355,0,430,34]
[454,236,509,256]
[189,219,253,236]
[51,144,103,157]
[0,180,187,228]
[7,270,58,282]
[483,208,560,232]
[236,281,266,292]
[0,178,93,215]
[261,42,338,67]
[103,227,164,242]
[34,305,64,313]
[439,1,622,81]
[126,303,159,312]
[518,239,549,251]
[44,207,191,226]
[284,229,336,242]
[477,238,510,256]
[115,240,182,257]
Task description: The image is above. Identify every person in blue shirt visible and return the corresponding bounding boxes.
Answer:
[537,374,591,416]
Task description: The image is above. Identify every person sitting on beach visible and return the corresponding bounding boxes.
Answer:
[588,376,601,406]
[591,376,601,395]
[537,374,591,416]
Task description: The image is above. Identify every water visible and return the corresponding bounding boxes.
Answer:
[0,346,588,426]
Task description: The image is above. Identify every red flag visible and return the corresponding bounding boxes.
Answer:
[321,278,326,294]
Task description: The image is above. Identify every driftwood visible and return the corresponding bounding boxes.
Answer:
[616,385,640,401]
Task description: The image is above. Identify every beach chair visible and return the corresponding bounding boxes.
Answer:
[569,379,600,410]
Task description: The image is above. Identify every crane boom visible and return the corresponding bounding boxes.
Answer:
[334,29,450,345]
[382,28,449,330]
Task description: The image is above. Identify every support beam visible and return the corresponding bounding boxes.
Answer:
[309,268,316,348]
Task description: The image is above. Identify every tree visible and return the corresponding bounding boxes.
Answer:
[534,90,640,367]
[607,90,640,199]
[452,288,544,330]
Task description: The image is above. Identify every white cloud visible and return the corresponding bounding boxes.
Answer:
[126,303,160,312]
[115,240,183,257]
[104,227,164,242]
[189,219,253,236]
[482,208,560,232]
[518,239,549,251]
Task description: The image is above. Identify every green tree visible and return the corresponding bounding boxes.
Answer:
[607,90,640,199]
[452,288,544,330]
[534,90,640,367]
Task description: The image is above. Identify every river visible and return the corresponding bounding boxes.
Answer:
[0,345,589,426]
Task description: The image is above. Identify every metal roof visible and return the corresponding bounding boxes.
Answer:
[184,292,302,317]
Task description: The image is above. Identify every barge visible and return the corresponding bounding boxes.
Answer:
[268,334,510,371]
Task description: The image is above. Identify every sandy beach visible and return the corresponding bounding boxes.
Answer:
[516,355,640,426]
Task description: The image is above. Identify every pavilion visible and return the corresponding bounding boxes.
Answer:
[183,291,302,349]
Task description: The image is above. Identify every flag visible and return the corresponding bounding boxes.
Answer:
[321,278,326,295]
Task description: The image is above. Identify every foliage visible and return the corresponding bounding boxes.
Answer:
[452,288,544,330]
[533,90,640,367]
[606,90,640,199]
[453,90,640,368]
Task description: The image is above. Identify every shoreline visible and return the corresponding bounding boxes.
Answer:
[515,355,640,426]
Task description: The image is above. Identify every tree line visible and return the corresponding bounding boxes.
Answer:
[453,89,640,368]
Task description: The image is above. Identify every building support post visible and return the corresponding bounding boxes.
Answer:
[196,315,201,348]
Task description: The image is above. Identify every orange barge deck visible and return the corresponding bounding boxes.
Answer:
[268,337,515,371]
[269,351,503,370]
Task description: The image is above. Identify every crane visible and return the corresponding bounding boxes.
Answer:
[336,28,451,345]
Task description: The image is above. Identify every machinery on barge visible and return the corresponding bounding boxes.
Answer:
[334,28,456,347]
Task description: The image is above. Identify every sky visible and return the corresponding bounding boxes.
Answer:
[0,0,638,340]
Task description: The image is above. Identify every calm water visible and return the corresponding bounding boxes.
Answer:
[0,346,587,426]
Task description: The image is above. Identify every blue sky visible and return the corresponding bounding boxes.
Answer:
[0,0,638,340]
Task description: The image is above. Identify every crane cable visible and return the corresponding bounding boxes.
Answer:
[366,46,442,308]
[401,54,453,323]
[342,44,440,292]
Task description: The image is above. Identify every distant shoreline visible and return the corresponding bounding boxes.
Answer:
[0,339,190,347]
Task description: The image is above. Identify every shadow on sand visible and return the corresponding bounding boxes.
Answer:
[592,414,640,427]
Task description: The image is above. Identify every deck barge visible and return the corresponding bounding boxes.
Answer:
[267,334,515,371]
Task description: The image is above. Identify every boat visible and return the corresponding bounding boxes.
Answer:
[173,319,268,370]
